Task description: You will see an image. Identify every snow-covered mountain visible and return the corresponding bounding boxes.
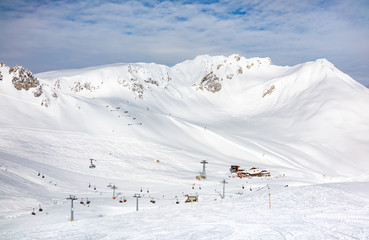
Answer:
[2,54,368,177]
[1,55,369,239]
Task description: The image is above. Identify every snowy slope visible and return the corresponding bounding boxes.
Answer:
[1,55,369,239]
[4,54,368,177]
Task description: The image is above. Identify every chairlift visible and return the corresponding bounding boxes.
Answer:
[123,197,127,203]
[119,197,123,203]
[89,159,96,169]
[147,188,149,193]
[150,199,156,204]
[86,198,90,204]
[88,183,91,188]
[39,204,43,212]
[38,172,40,176]
[32,208,36,215]
[80,198,84,204]
[94,186,96,191]
[42,175,44,178]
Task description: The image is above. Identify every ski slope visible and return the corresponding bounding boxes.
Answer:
[0,55,369,239]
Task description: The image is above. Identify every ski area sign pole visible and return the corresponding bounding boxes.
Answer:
[221,179,228,199]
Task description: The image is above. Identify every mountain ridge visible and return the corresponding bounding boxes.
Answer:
[1,54,369,179]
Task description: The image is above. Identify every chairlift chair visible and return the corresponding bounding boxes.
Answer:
[39,205,43,212]
[86,198,90,204]
[119,197,123,203]
[80,198,84,204]
[89,159,96,168]
[32,208,36,215]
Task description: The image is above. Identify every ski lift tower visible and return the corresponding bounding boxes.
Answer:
[89,159,96,169]
[133,194,141,211]
[221,179,228,199]
[200,160,208,179]
[112,185,118,199]
[66,195,78,221]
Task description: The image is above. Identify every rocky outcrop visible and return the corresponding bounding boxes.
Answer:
[70,81,99,92]
[116,65,172,99]
[262,85,275,98]
[199,71,222,93]
[4,65,43,97]
[32,86,43,97]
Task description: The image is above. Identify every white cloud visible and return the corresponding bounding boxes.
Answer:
[0,0,368,85]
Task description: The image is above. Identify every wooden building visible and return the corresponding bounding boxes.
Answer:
[185,195,198,202]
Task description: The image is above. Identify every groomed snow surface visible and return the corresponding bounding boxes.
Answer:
[1,55,369,239]
[1,128,368,240]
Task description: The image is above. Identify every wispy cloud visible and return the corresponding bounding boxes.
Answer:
[0,0,368,85]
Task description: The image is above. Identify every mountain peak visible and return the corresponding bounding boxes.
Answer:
[0,62,43,98]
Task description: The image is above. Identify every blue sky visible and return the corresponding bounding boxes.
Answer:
[1,0,368,85]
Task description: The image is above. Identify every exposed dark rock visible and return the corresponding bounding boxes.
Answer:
[199,71,222,93]
[9,65,40,91]
[32,86,43,97]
